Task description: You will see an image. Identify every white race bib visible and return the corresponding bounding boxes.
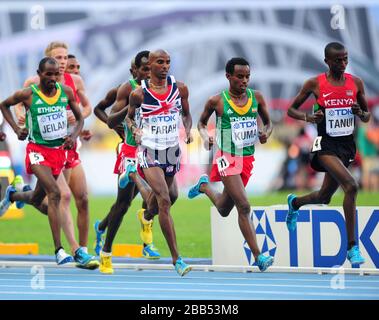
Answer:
[231,118,258,148]
[216,155,230,175]
[142,113,179,149]
[29,152,45,165]
[37,111,67,141]
[312,136,322,152]
[325,107,354,137]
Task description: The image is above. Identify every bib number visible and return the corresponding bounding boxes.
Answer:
[216,155,230,175]
[312,136,322,152]
[29,152,45,165]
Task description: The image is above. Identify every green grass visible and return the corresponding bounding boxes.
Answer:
[1,191,378,257]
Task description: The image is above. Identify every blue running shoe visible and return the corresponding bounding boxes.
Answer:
[188,174,209,199]
[286,194,299,232]
[143,244,161,260]
[11,175,31,209]
[55,248,74,265]
[118,162,137,189]
[74,247,99,270]
[0,186,16,217]
[174,256,191,277]
[256,254,274,272]
[93,220,105,256]
[347,245,365,266]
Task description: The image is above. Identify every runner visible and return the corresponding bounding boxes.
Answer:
[286,42,370,266]
[187,57,274,271]
[0,57,98,268]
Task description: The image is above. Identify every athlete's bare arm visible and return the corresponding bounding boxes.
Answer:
[72,74,92,119]
[94,87,118,124]
[62,85,84,149]
[198,94,222,150]
[15,76,39,125]
[127,87,144,144]
[255,91,273,144]
[287,77,323,124]
[94,86,124,139]
[177,82,193,144]
[352,76,370,123]
[0,88,32,140]
[107,82,132,129]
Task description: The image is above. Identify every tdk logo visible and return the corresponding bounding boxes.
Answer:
[328,109,353,116]
[151,114,176,123]
[233,120,257,129]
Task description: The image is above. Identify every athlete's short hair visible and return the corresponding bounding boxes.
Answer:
[225,57,250,74]
[38,57,58,72]
[324,42,345,58]
[68,54,76,59]
[135,50,150,68]
[45,41,69,56]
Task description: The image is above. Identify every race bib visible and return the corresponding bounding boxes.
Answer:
[216,155,230,175]
[231,118,258,148]
[37,111,67,141]
[143,113,179,148]
[312,136,322,152]
[325,107,354,137]
[29,152,45,165]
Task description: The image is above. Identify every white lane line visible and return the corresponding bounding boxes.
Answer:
[0,278,378,290]
[0,284,378,298]
[0,272,378,283]
[0,290,180,299]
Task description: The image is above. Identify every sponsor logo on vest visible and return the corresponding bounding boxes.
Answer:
[37,106,66,113]
[324,98,354,107]
[36,99,43,105]
[328,109,353,116]
[346,90,353,96]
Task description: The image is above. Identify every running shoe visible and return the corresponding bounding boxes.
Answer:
[11,175,31,209]
[347,245,365,266]
[188,174,209,199]
[137,208,153,245]
[55,248,74,265]
[99,251,114,274]
[286,194,299,232]
[256,254,274,272]
[74,247,99,270]
[143,244,161,260]
[93,220,105,256]
[118,162,137,189]
[0,185,16,217]
[174,256,191,277]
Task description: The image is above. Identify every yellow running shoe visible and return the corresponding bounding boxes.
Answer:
[137,208,153,245]
[99,252,114,274]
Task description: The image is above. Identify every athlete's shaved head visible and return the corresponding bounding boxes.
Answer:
[324,42,346,59]
[149,49,170,62]
[38,57,59,72]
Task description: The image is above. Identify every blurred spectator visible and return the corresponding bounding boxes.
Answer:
[273,124,317,191]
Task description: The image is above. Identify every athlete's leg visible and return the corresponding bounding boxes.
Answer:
[55,172,78,253]
[292,172,339,209]
[317,155,359,246]
[143,167,179,263]
[220,175,260,259]
[67,164,90,248]
[12,166,63,250]
[102,183,136,253]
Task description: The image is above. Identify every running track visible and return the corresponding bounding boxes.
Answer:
[0,260,378,300]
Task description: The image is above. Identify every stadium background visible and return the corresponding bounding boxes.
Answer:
[0,0,378,257]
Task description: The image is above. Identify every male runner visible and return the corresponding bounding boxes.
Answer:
[0,57,98,268]
[127,49,193,276]
[286,42,370,266]
[187,57,274,272]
